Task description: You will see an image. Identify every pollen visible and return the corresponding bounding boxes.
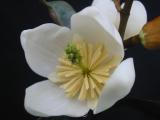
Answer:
[51,36,117,108]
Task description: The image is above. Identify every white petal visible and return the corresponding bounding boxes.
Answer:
[94,58,135,114]
[21,23,73,77]
[24,80,89,117]
[122,1,147,39]
[71,7,124,64]
[92,0,118,26]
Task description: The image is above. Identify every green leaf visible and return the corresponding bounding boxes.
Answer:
[42,0,76,27]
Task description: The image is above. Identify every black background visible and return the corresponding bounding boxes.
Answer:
[1,0,160,120]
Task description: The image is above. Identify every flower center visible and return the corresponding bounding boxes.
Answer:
[52,36,117,105]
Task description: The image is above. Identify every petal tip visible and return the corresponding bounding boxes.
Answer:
[94,58,135,114]
[20,30,30,50]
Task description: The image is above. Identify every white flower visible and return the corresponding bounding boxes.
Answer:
[21,6,135,117]
[92,0,147,39]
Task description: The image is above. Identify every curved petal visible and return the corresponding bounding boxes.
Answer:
[122,1,147,39]
[21,23,73,77]
[71,7,124,65]
[92,0,118,26]
[24,80,89,117]
[94,58,135,114]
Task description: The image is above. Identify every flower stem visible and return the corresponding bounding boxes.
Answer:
[118,0,134,39]
[123,35,141,48]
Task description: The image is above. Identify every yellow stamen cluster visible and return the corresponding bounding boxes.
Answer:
[54,38,116,106]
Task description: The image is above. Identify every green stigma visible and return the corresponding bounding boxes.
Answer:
[65,43,82,64]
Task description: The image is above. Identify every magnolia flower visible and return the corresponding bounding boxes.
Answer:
[21,6,135,117]
[92,0,147,40]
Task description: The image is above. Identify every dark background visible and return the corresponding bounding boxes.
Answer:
[1,0,160,120]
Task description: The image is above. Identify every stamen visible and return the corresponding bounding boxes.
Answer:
[84,75,89,90]
[49,37,118,108]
